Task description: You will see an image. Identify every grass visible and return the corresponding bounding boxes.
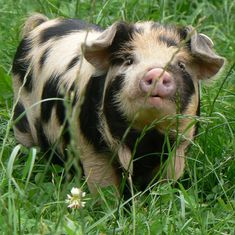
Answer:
[1,0,235,234]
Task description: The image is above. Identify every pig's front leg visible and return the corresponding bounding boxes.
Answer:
[81,147,120,194]
[118,145,133,175]
[166,142,188,180]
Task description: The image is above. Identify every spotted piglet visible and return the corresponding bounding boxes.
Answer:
[12,14,224,195]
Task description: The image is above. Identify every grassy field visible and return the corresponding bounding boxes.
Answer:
[1,0,235,234]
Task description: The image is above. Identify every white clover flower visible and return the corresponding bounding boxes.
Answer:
[66,187,86,209]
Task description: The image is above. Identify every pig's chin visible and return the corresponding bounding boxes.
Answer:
[138,89,174,109]
[140,96,176,115]
[143,96,168,110]
[132,97,177,130]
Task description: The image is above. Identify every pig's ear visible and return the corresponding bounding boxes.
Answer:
[82,22,133,70]
[186,26,225,79]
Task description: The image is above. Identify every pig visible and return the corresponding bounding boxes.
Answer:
[12,13,224,195]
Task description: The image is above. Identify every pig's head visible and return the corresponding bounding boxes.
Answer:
[83,21,224,137]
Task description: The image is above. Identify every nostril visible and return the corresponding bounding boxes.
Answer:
[162,76,172,87]
[140,79,153,94]
[146,79,153,85]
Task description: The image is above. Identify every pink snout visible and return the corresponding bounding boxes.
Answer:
[139,68,176,98]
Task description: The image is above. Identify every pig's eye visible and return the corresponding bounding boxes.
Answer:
[125,58,134,66]
[178,61,186,71]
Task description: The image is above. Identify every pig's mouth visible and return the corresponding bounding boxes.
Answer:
[145,95,163,107]
[151,94,160,98]
[140,85,176,107]
[143,93,176,109]
[144,91,167,100]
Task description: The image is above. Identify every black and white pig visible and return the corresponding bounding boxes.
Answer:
[12,14,224,194]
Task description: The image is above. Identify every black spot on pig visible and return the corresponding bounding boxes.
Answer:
[13,102,30,133]
[159,35,178,47]
[180,71,195,112]
[41,75,62,123]
[79,74,108,152]
[103,74,127,139]
[35,118,50,150]
[39,47,51,69]
[67,55,80,70]
[40,19,103,44]
[12,38,33,92]
[109,22,135,60]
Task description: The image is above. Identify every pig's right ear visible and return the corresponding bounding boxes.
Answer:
[82,22,132,70]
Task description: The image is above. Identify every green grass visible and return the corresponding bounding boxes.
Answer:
[1,0,235,234]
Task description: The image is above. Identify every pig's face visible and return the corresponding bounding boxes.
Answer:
[83,21,224,132]
[108,25,197,124]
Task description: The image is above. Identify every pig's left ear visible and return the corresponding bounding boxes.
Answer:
[187,26,225,79]
[82,22,132,70]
